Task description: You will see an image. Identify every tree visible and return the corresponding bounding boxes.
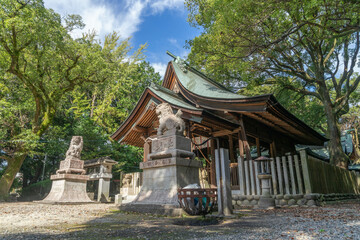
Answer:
[186,0,360,168]
[0,0,145,199]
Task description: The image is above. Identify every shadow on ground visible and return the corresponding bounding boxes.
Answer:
[1,207,276,240]
[3,200,360,240]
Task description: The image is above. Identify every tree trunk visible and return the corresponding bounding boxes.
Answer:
[30,162,43,184]
[0,153,27,201]
[323,100,349,168]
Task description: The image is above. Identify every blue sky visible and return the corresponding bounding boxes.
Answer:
[44,0,201,77]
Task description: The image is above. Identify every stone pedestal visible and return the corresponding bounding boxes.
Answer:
[42,174,92,203]
[41,136,92,203]
[121,134,202,215]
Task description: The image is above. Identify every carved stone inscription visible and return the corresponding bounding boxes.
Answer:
[152,136,175,152]
[140,158,175,169]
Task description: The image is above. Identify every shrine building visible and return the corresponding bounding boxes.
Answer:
[111,54,358,209]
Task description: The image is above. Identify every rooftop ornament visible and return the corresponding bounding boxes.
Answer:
[167,51,188,73]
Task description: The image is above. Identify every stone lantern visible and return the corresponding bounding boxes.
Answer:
[255,156,275,209]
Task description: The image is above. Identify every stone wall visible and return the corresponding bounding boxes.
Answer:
[232,193,359,209]
[232,194,318,208]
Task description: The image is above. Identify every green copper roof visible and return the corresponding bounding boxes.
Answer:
[149,83,201,111]
[172,60,247,99]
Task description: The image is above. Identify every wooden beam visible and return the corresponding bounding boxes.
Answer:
[133,126,148,133]
[213,127,241,137]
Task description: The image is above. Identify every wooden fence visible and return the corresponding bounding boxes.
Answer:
[231,149,359,196]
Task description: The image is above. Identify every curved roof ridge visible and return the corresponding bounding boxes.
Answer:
[171,60,249,100]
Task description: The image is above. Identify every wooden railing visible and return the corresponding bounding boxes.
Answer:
[235,154,306,196]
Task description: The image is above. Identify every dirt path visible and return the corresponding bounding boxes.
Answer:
[1,200,359,239]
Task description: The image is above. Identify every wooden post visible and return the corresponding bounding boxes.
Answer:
[276,156,283,195]
[256,138,261,157]
[228,135,235,163]
[249,159,256,195]
[294,155,303,194]
[270,158,278,195]
[244,159,250,195]
[282,156,290,195]
[299,149,312,194]
[254,160,261,195]
[214,147,223,214]
[220,148,233,216]
[238,116,254,195]
[271,141,277,158]
[287,155,297,194]
[210,139,216,186]
[254,137,261,195]
[238,131,245,195]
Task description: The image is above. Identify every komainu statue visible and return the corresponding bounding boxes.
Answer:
[156,103,185,136]
[57,136,85,174]
[65,136,83,160]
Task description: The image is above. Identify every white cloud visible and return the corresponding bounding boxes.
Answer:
[168,38,178,45]
[44,0,184,40]
[44,0,186,78]
[150,0,184,13]
[152,62,168,78]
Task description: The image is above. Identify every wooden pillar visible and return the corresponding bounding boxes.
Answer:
[294,155,304,194]
[287,155,297,194]
[254,138,261,195]
[141,132,150,162]
[228,135,235,163]
[270,141,277,158]
[270,158,278,195]
[282,156,290,195]
[238,131,245,195]
[299,149,312,194]
[239,115,254,195]
[210,138,216,186]
[219,148,233,216]
[276,156,284,195]
[256,138,261,157]
[244,158,250,195]
[254,160,261,195]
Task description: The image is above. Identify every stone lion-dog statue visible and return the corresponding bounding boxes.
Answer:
[156,103,185,136]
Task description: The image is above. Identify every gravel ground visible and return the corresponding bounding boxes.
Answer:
[0,200,359,239]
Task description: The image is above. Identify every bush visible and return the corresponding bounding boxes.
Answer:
[19,179,52,201]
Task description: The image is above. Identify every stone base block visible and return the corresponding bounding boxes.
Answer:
[258,197,275,209]
[41,174,92,203]
[115,194,122,206]
[120,203,184,216]
[135,158,201,206]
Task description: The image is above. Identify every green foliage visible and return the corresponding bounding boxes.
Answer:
[20,179,52,201]
[0,0,161,195]
[186,0,360,166]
